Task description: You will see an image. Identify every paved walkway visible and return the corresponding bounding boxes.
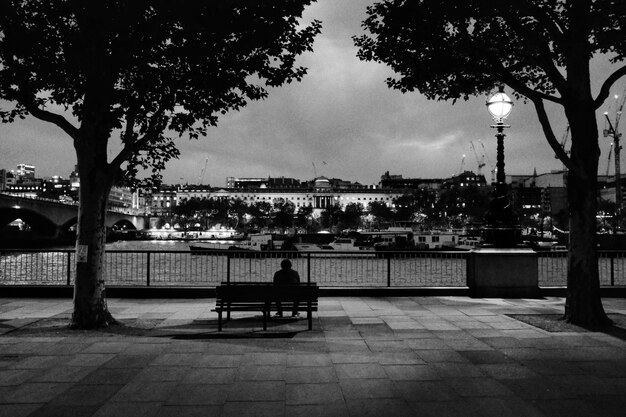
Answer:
[1,296,625,417]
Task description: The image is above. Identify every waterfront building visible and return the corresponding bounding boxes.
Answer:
[16,163,35,179]
[512,186,543,211]
[379,171,444,190]
[444,171,488,189]
[503,170,569,227]
[41,176,72,200]
[5,177,43,197]
[226,177,267,189]
[226,176,303,189]
[176,184,213,205]
[598,173,626,205]
[517,170,567,188]
[133,189,148,214]
[541,187,568,220]
[150,186,177,216]
[69,166,80,189]
[179,177,405,216]
[108,186,135,211]
[0,169,16,191]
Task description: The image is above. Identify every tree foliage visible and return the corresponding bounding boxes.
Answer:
[355,0,625,107]
[319,203,343,230]
[367,201,393,224]
[294,205,314,230]
[0,0,321,328]
[341,202,364,229]
[249,201,274,229]
[0,0,322,186]
[272,198,296,230]
[355,0,626,325]
[355,1,626,174]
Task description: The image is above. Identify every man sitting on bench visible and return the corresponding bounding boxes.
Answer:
[273,259,300,318]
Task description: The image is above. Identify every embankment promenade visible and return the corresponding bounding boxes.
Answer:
[1,296,625,417]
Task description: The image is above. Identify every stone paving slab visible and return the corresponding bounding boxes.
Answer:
[0,296,625,416]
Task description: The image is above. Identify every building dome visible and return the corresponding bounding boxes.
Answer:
[314,176,331,189]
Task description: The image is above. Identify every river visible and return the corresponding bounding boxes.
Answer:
[0,239,470,287]
[3,239,622,287]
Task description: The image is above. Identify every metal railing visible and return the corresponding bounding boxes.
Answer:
[537,250,626,287]
[0,249,468,287]
[0,249,624,288]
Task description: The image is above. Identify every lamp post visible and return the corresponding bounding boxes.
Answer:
[487,87,513,194]
[482,86,521,247]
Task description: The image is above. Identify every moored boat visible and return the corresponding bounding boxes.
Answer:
[190,233,291,255]
[294,237,376,257]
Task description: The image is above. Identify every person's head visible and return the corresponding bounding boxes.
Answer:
[280,259,292,270]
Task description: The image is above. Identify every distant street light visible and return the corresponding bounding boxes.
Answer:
[482,86,521,247]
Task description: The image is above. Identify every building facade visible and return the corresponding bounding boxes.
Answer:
[16,164,35,179]
[150,186,178,216]
[172,177,407,216]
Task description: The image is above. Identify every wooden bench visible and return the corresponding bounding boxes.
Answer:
[213,282,319,331]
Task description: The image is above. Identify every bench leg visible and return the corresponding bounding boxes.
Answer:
[218,311,223,332]
[262,310,267,331]
[307,302,312,330]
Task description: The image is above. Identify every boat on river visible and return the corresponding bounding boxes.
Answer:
[189,233,289,255]
[294,237,376,257]
[456,235,483,250]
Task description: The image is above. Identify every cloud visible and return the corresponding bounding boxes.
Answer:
[1,0,624,187]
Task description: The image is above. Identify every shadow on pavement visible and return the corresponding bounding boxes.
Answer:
[508,313,626,341]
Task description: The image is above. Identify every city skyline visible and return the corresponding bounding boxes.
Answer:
[1,0,624,187]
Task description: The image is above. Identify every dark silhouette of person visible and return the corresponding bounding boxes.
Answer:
[273,259,300,318]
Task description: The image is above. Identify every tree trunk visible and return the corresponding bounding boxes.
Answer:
[70,129,116,329]
[563,102,611,326]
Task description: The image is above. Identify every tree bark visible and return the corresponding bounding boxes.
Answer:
[70,125,116,329]
[560,1,611,326]
[563,101,611,326]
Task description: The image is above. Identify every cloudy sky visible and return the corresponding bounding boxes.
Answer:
[1,0,624,187]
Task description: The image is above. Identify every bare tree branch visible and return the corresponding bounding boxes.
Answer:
[594,65,626,109]
[530,97,579,177]
[496,68,563,105]
[505,17,568,96]
[121,113,137,145]
[517,0,567,45]
[24,104,79,140]
[109,108,167,170]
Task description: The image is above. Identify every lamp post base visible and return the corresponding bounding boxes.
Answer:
[467,247,540,298]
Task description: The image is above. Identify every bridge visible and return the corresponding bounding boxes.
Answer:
[0,193,148,241]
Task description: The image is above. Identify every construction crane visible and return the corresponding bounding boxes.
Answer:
[479,140,496,183]
[470,141,486,176]
[198,157,208,184]
[603,87,626,218]
[458,154,466,175]
[606,143,613,177]
[555,125,570,159]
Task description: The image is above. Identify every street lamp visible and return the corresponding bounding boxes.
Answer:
[482,86,521,247]
[487,87,513,194]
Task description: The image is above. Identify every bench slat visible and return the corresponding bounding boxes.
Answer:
[214,282,319,331]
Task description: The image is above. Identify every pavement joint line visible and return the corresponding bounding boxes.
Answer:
[0,297,625,416]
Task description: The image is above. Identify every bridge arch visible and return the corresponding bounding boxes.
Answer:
[0,207,58,236]
[61,217,78,233]
[110,219,138,230]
